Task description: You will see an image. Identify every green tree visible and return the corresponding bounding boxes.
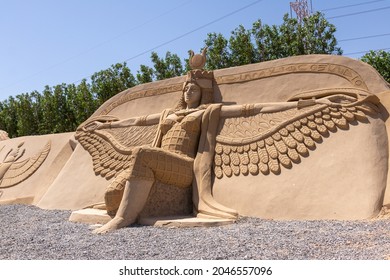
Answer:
[67,80,98,129]
[39,86,56,134]
[52,84,74,133]
[0,97,18,138]
[361,50,390,83]
[15,92,38,136]
[136,64,154,84]
[204,32,231,70]
[206,12,341,69]
[150,51,184,80]
[252,20,284,61]
[298,12,341,55]
[30,91,43,134]
[91,62,136,104]
[229,25,256,66]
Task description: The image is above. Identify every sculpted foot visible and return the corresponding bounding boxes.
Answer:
[92,217,130,234]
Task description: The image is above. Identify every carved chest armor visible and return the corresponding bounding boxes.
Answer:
[161,115,201,159]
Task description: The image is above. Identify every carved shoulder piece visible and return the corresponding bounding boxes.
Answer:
[214,96,379,178]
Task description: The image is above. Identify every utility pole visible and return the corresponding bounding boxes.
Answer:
[290,0,313,23]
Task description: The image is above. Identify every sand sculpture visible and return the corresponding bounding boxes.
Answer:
[0,130,9,141]
[1,50,390,233]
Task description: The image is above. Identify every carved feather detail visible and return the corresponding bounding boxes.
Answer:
[75,117,158,180]
[214,99,379,179]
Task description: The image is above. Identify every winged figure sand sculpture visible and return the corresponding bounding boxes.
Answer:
[1,49,390,233]
[72,49,385,233]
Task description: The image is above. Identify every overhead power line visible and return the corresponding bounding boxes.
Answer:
[344,47,390,56]
[328,6,390,19]
[321,0,387,12]
[1,0,193,91]
[123,0,265,63]
[339,33,390,42]
[74,0,265,83]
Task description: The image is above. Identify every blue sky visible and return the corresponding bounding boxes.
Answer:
[1,0,389,101]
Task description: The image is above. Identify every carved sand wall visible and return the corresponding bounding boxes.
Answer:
[1,54,390,223]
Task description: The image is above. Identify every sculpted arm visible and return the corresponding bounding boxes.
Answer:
[219,96,343,118]
[110,112,161,128]
[220,101,300,117]
[84,112,162,131]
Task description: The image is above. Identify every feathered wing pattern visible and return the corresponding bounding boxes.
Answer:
[75,116,158,180]
[213,98,380,179]
[0,141,51,188]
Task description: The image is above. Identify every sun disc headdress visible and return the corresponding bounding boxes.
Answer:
[177,48,214,109]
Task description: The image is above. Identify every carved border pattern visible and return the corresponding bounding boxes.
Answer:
[214,63,368,90]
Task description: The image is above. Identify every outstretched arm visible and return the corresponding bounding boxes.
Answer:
[219,94,360,118]
[220,101,300,118]
[84,112,162,131]
[110,112,161,128]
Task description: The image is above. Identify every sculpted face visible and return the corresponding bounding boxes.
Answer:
[183,82,201,109]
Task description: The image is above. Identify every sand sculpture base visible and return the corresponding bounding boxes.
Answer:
[70,209,234,228]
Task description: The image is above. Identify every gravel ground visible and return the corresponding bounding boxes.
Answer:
[1,204,390,260]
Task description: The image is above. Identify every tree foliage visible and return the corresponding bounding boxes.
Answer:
[203,33,231,70]
[205,12,341,69]
[0,96,18,138]
[361,50,390,84]
[137,52,185,82]
[151,51,184,80]
[91,62,137,104]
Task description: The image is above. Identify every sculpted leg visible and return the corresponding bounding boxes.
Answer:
[93,179,153,234]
